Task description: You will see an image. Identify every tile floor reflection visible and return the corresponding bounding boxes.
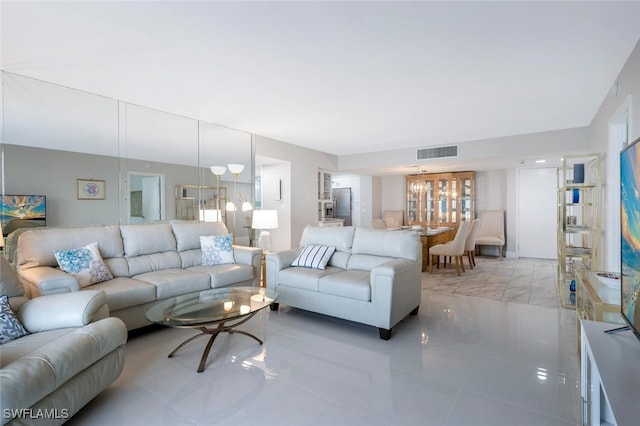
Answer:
[68,258,579,426]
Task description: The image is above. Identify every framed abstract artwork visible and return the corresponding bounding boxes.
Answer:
[77,179,106,200]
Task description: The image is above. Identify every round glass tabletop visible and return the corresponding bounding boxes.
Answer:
[146,286,277,327]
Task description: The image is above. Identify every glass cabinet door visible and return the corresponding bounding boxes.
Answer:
[406,172,474,227]
[425,179,435,224]
[437,178,449,225]
[459,174,473,222]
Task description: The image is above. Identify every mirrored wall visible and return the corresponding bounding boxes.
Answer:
[0,72,254,243]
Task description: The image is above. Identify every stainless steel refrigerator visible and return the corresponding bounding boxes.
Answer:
[333,187,352,226]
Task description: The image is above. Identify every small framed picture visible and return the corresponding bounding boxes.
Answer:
[77,179,106,200]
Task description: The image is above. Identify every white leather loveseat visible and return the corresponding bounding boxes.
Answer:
[12,221,262,330]
[0,257,127,426]
[266,226,422,339]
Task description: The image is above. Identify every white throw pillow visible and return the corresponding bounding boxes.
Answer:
[0,294,29,344]
[53,242,114,287]
[200,234,235,266]
[291,245,336,270]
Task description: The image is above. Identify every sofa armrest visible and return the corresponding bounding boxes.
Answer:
[233,245,263,286]
[265,249,300,290]
[17,290,110,333]
[233,245,262,266]
[370,258,422,329]
[18,266,80,296]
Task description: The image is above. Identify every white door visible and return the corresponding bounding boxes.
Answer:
[142,176,161,222]
[518,168,557,259]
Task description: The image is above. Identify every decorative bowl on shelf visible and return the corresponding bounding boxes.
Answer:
[596,272,621,289]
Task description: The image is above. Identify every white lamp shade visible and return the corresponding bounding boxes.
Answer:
[199,209,222,222]
[226,201,236,212]
[227,163,245,174]
[241,201,253,212]
[251,210,278,229]
[210,166,227,176]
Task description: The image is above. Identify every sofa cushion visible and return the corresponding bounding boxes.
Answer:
[89,277,157,311]
[277,266,342,292]
[200,235,235,265]
[291,245,336,270]
[172,221,228,252]
[318,270,371,301]
[347,254,395,272]
[351,227,418,261]
[17,225,124,269]
[133,269,211,299]
[126,252,182,276]
[189,264,254,288]
[53,242,114,287]
[0,318,127,414]
[0,295,28,344]
[121,223,176,257]
[300,225,355,252]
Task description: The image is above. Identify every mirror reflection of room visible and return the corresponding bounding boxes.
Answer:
[0,71,254,244]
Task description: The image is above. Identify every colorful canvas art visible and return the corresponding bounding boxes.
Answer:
[0,195,46,234]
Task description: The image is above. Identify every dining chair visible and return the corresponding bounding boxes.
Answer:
[429,220,471,276]
[463,219,482,269]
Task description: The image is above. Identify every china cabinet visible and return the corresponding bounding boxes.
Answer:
[557,153,601,308]
[175,184,227,222]
[406,172,474,227]
[318,170,332,201]
[317,169,333,221]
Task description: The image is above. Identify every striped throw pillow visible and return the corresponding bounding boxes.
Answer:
[291,245,336,270]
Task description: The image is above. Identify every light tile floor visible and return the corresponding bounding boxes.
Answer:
[68,257,579,426]
[424,256,560,309]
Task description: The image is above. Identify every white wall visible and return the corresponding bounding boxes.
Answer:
[254,134,339,249]
[587,39,640,272]
[259,162,291,252]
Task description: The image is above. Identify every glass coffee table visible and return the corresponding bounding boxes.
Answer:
[146,286,277,373]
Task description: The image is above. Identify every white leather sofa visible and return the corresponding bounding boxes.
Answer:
[12,221,262,330]
[0,257,127,426]
[266,226,422,339]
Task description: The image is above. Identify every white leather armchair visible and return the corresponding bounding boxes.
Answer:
[0,257,127,425]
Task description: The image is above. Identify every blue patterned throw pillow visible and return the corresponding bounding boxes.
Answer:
[200,234,236,266]
[54,242,114,287]
[0,294,28,344]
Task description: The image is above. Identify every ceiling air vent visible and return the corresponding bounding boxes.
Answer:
[417,144,459,160]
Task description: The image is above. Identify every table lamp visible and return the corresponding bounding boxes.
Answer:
[251,210,278,251]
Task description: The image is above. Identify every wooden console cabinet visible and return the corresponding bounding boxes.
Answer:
[581,320,640,425]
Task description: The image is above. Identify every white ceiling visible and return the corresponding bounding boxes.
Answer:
[2,1,640,161]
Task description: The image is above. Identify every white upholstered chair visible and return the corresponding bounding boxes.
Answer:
[475,210,505,257]
[463,219,482,269]
[372,219,386,229]
[429,220,471,276]
[383,210,404,227]
[383,217,401,229]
